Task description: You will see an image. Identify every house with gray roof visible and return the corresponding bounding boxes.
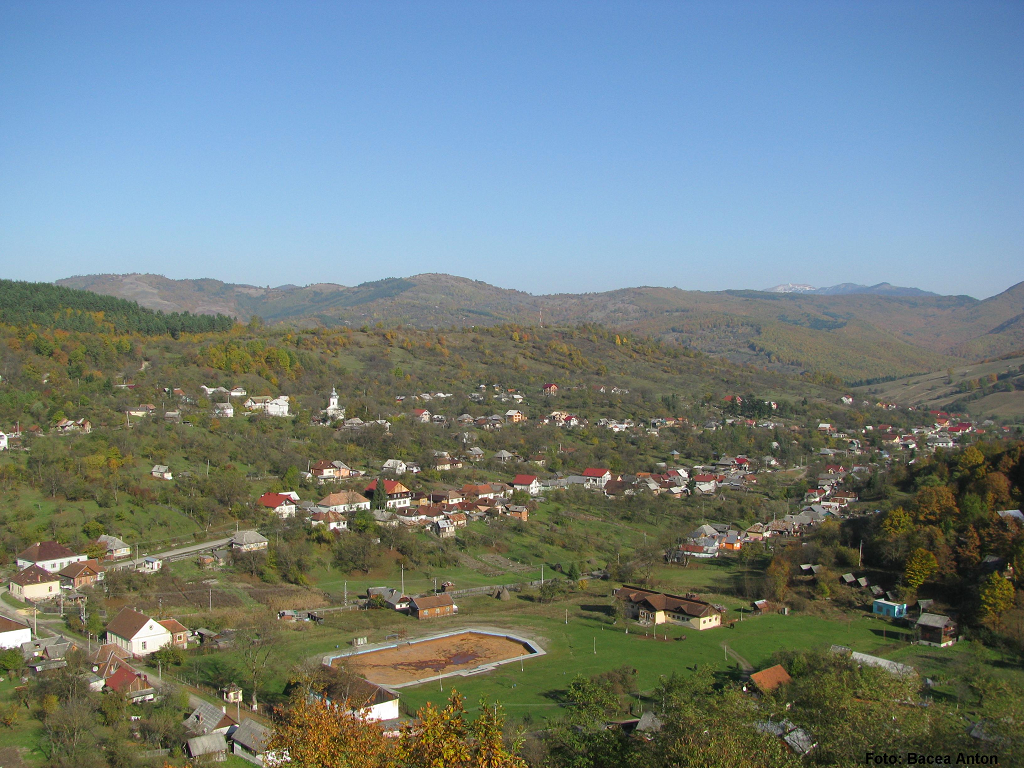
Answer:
[231,719,273,765]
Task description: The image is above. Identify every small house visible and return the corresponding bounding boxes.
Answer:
[9,565,60,602]
[186,734,228,762]
[872,600,908,619]
[151,465,173,481]
[512,475,542,496]
[409,593,457,620]
[104,667,156,703]
[58,559,105,590]
[258,492,298,518]
[917,613,957,647]
[230,531,269,552]
[159,619,190,649]
[106,607,172,657]
[231,719,273,766]
[96,535,131,560]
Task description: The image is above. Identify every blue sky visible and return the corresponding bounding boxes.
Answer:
[1,2,1021,298]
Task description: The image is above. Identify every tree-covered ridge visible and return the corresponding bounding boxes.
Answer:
[0,279,235,336]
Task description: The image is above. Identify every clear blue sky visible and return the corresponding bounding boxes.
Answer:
[1,2,1021,298]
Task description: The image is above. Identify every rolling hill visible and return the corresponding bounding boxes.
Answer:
[56,273,1024,384]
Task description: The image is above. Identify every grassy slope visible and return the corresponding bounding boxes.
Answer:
[850,354,1024,418]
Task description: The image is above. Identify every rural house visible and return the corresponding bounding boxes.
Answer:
[105,607,173,657]
[230,531,269,552]
[9,565,61,602]
[17,541,86,572]
[916,613,958,647]
[614,585,723,631]
[258,492,299,518]
[364,479,413,509]
[95,534,131,560]
[58,559,105,590]
[512,475,542,496]
[319,490,371,513]
[409,593,457,620]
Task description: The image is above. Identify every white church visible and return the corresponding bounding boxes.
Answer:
[323,388,346,421]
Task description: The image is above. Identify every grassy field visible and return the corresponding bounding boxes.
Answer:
[851,354,1024,419]
[181,580,914,725]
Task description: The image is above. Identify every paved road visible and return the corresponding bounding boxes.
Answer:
[122,537,232,568]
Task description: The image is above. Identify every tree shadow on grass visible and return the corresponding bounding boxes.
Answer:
[867,628,913,642]
[579,604,614,617]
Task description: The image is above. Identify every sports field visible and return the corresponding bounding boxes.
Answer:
[333,631,536,686]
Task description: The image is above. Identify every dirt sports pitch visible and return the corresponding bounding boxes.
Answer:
[327,630,543,687]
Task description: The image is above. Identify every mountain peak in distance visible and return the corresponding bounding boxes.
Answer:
[765,282,939,297]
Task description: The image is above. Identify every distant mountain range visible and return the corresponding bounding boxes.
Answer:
[56,273,1024,383]
[765,282,940,297]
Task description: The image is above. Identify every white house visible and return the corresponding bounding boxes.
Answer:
[310,510,348,531]
[512,474,542,496]
[320,677,400,723]
[258,492,299,518]
[16,541,87,572]
[151,465,173,481]
[96,535,131,560]
[0,617,31,649]
[213,402,235,418]
[245,396,290,417]
[582,468,612,489]
[318,491,371,513]
[105,607,172,657]
[0,432,8,451]
[382,459,407,475]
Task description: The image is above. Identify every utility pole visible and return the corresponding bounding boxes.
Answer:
[344,581,347,606]
[209,588,212,611]
[401,564,405,596]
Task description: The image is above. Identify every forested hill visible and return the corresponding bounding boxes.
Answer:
[0,279,235,336]
[57,272,1024,384]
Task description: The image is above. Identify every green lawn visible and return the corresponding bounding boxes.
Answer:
[395,604,904,720]
[183,583,911,726]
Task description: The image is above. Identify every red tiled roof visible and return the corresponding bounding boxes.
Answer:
[749,664,792,692]
[583,468,610,478]
[512,475,538,485]
[365,479,409,494]
[258,492,292,508]
[158,619,189,634]
[105,666,146,693]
